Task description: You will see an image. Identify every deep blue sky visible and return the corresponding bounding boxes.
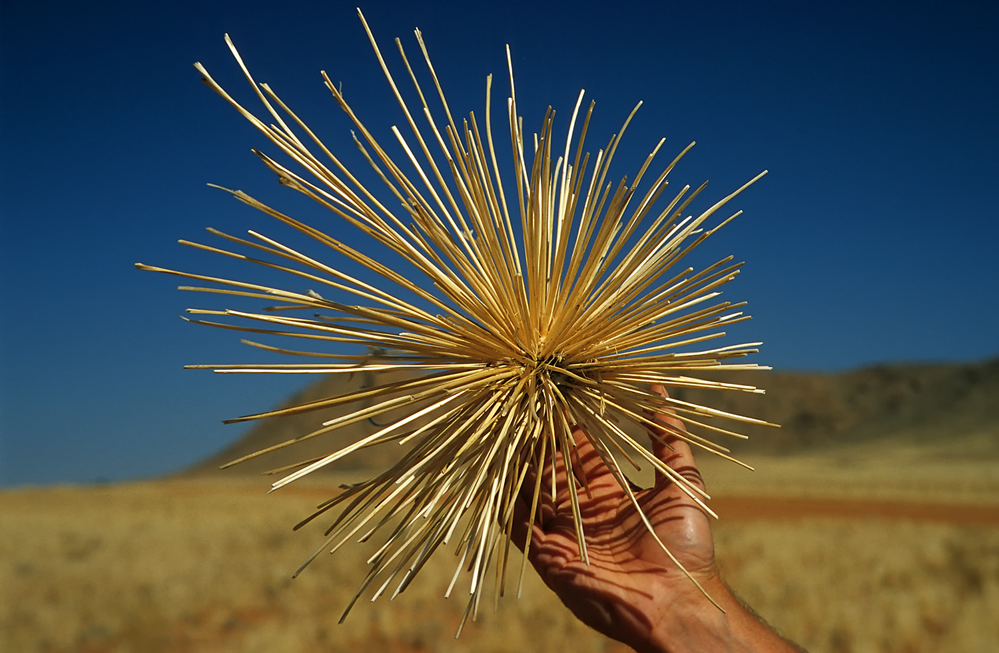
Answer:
[2,0,996,486]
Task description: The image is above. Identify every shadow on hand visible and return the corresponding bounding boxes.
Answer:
[511,421,717,649]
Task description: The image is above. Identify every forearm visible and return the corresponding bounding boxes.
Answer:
[642,577,803,653]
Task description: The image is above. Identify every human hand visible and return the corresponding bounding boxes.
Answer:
[511,385,801,653]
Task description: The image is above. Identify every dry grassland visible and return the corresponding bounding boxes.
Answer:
[3,437,998,653]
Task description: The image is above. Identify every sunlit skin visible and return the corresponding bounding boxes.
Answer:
[512,386,802,653]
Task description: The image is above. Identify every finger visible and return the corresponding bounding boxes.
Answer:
[510,451,558,573]
[648,384,705,492]
[510,483,542,553]
[535,423,581,512]
[566,423,614,490]
[516,442,557,533]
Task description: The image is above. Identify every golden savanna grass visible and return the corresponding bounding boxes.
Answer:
[3,437,998,653]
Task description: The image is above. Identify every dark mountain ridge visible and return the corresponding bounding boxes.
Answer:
[184,357,999,476]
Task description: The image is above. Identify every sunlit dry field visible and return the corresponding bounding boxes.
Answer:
[3,435,998,653]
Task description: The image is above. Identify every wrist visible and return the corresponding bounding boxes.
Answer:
[641,574,794,653]
[642,573,730,653]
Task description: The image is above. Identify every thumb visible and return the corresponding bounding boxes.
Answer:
[647,384,704,492]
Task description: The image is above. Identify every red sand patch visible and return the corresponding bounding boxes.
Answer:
[712,496,999,525]
[191,481,999,526]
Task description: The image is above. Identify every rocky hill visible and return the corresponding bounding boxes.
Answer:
[184,357,999,476]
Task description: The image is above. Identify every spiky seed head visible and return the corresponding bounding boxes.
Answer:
[138,8,775,631]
